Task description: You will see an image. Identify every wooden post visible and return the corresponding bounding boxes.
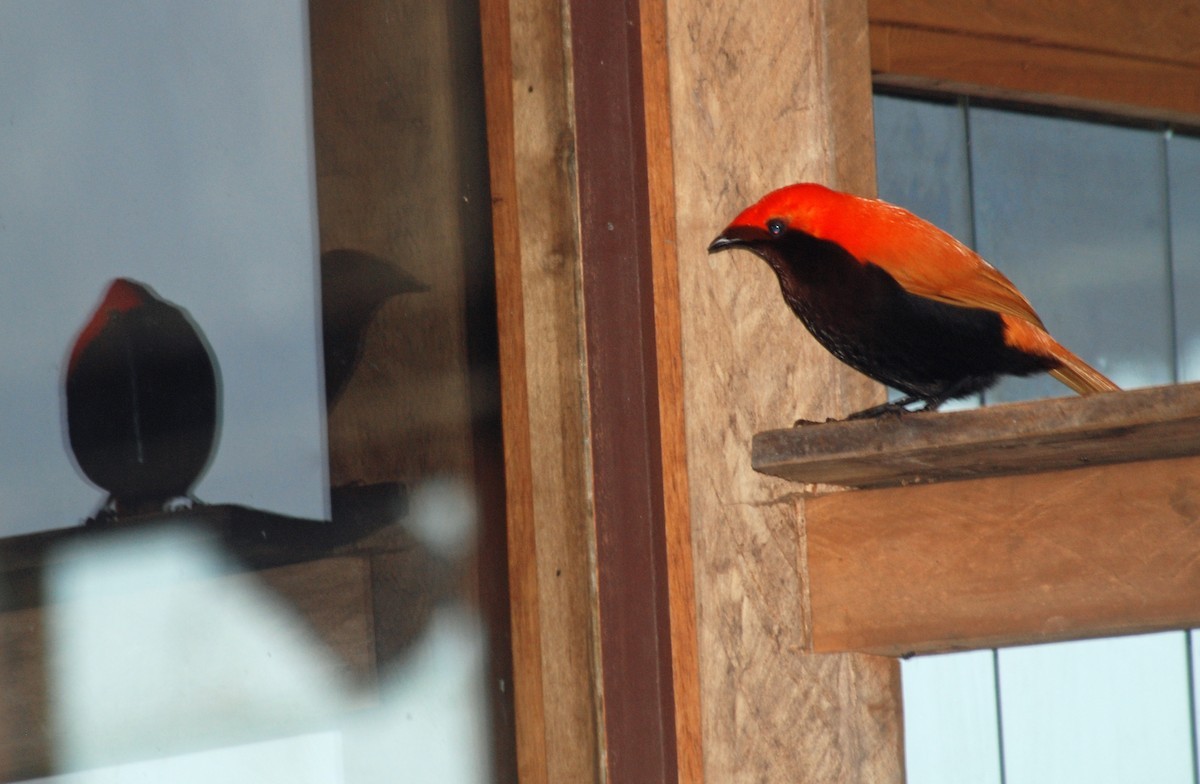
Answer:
[482,0,704,779]
[480,0,603,779]
[665,0,905,779]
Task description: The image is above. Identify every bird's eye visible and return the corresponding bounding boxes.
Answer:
[766,218,786,236]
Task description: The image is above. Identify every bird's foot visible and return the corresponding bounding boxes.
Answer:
[163,495,200,512]
[794,395,943,425]
[84,496,121,527]
[845,398,917,421]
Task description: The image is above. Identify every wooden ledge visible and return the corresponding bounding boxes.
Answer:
[748,383,1200,657]
[752,382,1200,489]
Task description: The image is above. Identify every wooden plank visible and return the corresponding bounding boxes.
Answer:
[477,2,545,781]
[869,0,1200,67]
[754,383,1200,489]
[665,0,904,779]
[569,1,679,780]
[805,453,1200,656]
[0,607,50,779]
[639,0,704,779]
[310,0,476,488]
[478,0,601,780]
[871,22,1200,128]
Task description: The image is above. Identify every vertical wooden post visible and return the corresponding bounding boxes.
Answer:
[482,0,704,779]
[665,0,906,779]
[480,0,603,780]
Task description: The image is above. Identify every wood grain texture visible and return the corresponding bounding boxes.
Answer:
[0,607,50,779]
[480,0,602,780]
[665,0,903,780]
[807,454,1200,656]
[639,0,705,778]
[569,0,681,778]
[869,0,1200,66]
[754,383,1200,489]
[478,0,550,780]
[869,0,1200,126]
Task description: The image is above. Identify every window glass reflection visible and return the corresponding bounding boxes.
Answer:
[0,2,509,781]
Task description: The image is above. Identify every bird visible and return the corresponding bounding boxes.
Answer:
[320,249,427,407]
[65,278,220,521]
[708,183,1119,421]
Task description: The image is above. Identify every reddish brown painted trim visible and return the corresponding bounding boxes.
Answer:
[569,0,678,781]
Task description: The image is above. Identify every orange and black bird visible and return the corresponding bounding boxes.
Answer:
[65,278,220,520]
[708,183,1119,420]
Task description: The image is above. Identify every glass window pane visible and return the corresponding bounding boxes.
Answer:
[901,651,1003,784]
[0,2,510,781]
[874,94,974,243]
[1169,132,1200,382]
[969,108,1173,400]
[998,633,1195,784]
[873,93,980,412]
[876,95,1000,784]
[0,2,326,536]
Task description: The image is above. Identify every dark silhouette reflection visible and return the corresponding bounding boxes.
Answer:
[320,249,427,406]
[64,278,221,523]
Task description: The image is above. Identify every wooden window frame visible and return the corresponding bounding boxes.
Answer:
[484,0,1200,782]
[482,0,899,781]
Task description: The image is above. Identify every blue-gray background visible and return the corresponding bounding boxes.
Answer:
[0,1,326,535]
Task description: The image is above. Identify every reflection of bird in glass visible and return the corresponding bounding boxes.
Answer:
[65,278,220,522]
[321,249,427,406]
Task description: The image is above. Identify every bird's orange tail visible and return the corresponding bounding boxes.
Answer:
[1001,315,1119,395]
[1047,345,1121,395]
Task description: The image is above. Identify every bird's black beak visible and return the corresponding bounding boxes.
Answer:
[708,224,770,254]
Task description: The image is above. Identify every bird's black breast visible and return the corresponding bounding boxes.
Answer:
[67,296,219,506]
[757,232,1054,402]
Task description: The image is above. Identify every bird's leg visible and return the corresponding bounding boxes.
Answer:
[85,495,120,526]
[918,377,982,413]
[843,395,920,421]
[163,495,200,513]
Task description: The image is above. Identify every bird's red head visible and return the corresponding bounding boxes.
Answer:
[708,183,858,253]
[68,278,153,373]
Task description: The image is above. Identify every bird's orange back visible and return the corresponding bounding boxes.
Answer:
[727,183,1046,328]
[722,183,1118,396]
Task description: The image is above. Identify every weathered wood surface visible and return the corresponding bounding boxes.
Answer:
[639,0,705,779]
[479,0,601,779]
[806,453,1200,656]
[754,383,1200,489]
[869,0,1200,126]
[666,0,904,780]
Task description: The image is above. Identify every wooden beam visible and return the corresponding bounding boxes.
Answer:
[568,0,669,778]
[665,0,904,779]
[754,383,1200,490]
[868,0,1200,126]
[805,453,1200,656]
[639,0,705,778]
[870,0,1200,66]
[478,0,602,780]
[477,0,552,781]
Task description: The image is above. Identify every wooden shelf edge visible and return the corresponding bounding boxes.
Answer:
[753,382,1200,490]
[803,453,1200,657]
